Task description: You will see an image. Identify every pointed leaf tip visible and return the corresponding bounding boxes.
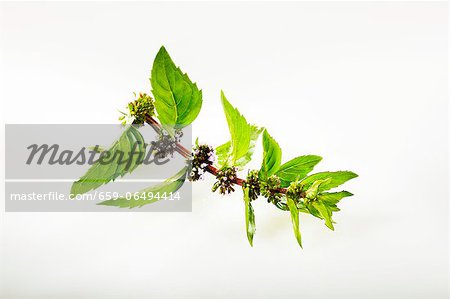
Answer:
[243,187,256,247]
[287,197,303,249]
[218,92,262,169]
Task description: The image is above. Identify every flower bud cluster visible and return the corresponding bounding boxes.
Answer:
[260,174,283,204]
[212,166,238,195]
[243,170,260,201]
[151,129,183,159]
[119,93,155,125]
[286,181,305,203]
[189,144,215,181]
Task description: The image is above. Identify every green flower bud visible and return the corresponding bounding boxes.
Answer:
[286,181,304,202]
[304,178,331,202]
[120,92,155,125]
[260,174,283,204]
[243,170,260,201]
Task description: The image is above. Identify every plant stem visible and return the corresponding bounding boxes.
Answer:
[145,115,191,157]
[144,115,286,194]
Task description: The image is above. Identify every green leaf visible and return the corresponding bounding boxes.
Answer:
[218,91,262,169]
[305,191,353,221]
[260,129,282,180]
[127,126,147,173]
[243,187,256,246]
[305,203,322,219]
[71,126,146,196]
[235,125,262,168]
[301,171,358,192]
[215,141,231,166]
[98,167,188,208]
[286,197,302,248]
[276,155,322,187]
[317,191,353,206]
[313,201,334,230]
[150,46,202,129]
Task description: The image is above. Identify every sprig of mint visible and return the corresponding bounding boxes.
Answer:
[72,46,358,249]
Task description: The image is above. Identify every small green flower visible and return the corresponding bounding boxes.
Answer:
[304,178,331,203]
[119,92,155,125]
[243,170,260,201]
[286,181,305,203]
[260,174,283,204]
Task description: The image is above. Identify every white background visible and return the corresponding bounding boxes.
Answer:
[0,2,448,298]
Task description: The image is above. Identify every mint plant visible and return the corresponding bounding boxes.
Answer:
[72,46,358,248]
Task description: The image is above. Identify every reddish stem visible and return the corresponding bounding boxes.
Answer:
[145,115,191,157]
[206,165,245,186]
[145,115,287,193]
